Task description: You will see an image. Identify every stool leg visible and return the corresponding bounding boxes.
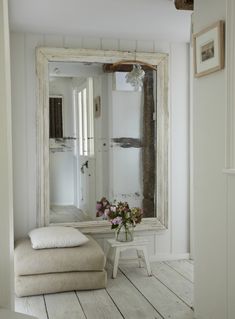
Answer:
[142,246,152,276]
[113,247,120,279]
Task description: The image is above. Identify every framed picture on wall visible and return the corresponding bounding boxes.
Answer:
[193,20,225,77]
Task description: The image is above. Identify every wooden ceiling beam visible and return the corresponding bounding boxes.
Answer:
[174,0,194,11]
[103,64,154,73]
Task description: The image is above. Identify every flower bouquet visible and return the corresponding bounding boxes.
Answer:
[96,198,143,242]
[96,197,111,220]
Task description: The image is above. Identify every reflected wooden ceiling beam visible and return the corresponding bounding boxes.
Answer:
[103,63,135,73]
[103,60,157,73]
[174,0,194,11]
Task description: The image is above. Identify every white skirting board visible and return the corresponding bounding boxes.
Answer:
[149,253,190,262]
[107,253,191,264]
[92,232,190,262]
[109,253,190,262]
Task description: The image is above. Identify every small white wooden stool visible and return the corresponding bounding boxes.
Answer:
[107,237,152,278]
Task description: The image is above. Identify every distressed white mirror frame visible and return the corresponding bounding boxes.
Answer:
[36,47,169,233]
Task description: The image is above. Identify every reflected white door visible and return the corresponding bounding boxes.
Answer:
[74,78,96,217]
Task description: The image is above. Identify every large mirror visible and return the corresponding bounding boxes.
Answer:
[36,48,168,233]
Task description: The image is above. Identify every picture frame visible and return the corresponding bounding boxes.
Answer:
[193,20,225,77]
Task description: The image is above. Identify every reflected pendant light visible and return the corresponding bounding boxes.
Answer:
[125,64,145,90]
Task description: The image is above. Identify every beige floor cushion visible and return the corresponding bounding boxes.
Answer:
[15,235,106,275]
[15,271,107,297]
[14,235,107,297]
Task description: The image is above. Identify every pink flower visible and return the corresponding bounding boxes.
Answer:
[111,216,122,225]
[96,210,103,217]
[96,203,102,210]
[104,208,110,217]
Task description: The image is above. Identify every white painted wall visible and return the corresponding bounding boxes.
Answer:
[0,0,14,309]
[10,32,189,260]
[192,1,228,318]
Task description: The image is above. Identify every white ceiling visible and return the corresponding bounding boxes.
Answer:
[9,0,192,42]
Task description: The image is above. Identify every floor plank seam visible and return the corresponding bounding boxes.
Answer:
[105,288,125,319]
[163,261,194,283]
[42,295,49,319]
[151,273,193,309]
[74,291,88,319]
[118,267,165,319]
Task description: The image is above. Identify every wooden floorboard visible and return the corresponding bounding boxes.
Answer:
[106,264,162,319]
[120,262,194,319]
[15,295,48,319]
[76,289,123,319]
[15,260,194,319]
[44,292,86,319]
[164,260,194,282]
[151,262,193,307]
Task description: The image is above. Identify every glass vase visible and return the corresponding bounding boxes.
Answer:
[115,223,134,242]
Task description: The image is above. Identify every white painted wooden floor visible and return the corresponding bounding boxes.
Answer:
[15,260,194,319]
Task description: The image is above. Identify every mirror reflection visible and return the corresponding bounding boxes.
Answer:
[48,61,156,224]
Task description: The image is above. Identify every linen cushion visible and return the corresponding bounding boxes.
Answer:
[28,226,89,249]
[15,270,107,297]
[15,236,106,276]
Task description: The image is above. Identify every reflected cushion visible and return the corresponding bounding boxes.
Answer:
[28,226,89,249]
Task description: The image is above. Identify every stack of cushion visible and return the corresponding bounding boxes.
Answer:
[14,227,107,297]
